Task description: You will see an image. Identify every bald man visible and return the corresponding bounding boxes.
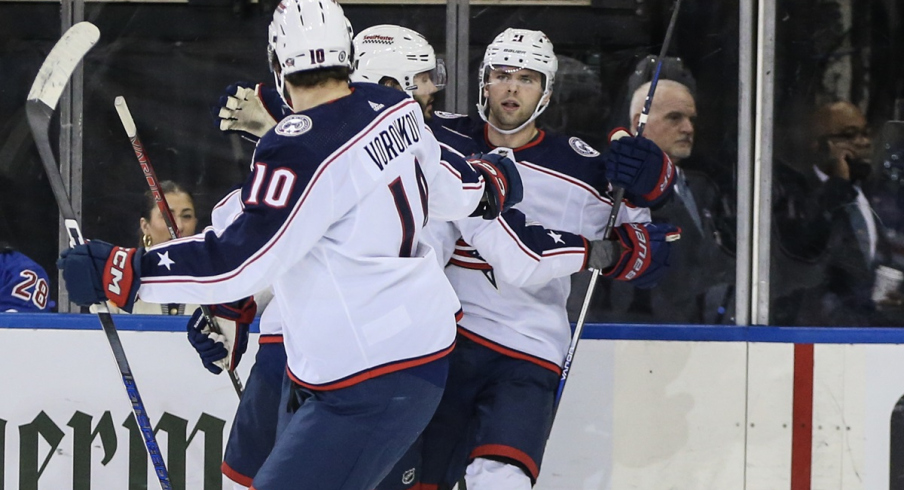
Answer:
[811,100,874,183]
[807,100,877,263]
[629,79,697,165]
[581,78,735,325]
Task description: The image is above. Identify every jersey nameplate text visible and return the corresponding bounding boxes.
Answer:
[363,109,421,170]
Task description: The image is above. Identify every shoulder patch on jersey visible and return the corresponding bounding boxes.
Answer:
[433,110,467,119]
[276,115,313,137]
[569,137,600,157]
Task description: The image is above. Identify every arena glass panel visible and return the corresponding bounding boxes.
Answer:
[458,2,740,325]
[0,1,448,311]
[6,1,904,489]
[768,0,904,328]
[0,4,66,309]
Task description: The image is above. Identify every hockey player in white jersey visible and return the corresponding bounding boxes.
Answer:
[184,188,285,490]
[56,1,526,488]
[391,29,679,490]
[204,24,679,490]
[349,25,679,490]
[201,24,600,489]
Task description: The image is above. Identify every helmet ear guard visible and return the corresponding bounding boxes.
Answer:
[476,28,558,135]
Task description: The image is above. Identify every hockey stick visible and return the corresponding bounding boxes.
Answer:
[25,22,172,490]
[114,95,245,399]
[554,0,684,416]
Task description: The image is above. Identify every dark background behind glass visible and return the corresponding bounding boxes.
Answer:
[1,0,901,324]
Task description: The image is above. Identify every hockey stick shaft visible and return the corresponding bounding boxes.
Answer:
[554,267,599,405]
[554,0,683,416]
[26,22,172,490]
[603,0,683,239]
[114,96,244,399]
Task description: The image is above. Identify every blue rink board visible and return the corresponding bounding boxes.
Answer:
[2,313,904,344]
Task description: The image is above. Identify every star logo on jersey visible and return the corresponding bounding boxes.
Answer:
[548,230,565,244]
[157,251,175,270]
[276,115,313,137]
[368,101,385,112]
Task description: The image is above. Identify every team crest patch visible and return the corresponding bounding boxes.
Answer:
[276,115,313,136]
[569,137,600,157]
[401,468,416,485]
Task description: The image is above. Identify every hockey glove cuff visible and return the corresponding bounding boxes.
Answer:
[58,241,141,311]
[215,83,285,142]
[186,298,256,375]
[604,128,676,207]
[603,222,681,289]
[468,149,524,219]
[586,238,622,271]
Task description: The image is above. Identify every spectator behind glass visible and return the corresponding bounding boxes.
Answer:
[0,242,54,312]
[773,100,903,325]
[594,78,735,324]
[139,180,199,249]
[107,181,200,315]
[571,60,736,325]
[812,101,874,185]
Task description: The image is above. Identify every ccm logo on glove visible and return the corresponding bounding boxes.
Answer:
[103,247,137,304]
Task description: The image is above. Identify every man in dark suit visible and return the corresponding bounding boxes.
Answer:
[629,78,735,324]
[571,75,736,324]
[774,100,900,326]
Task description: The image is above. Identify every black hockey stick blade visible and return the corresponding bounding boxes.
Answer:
[25,22,173,490]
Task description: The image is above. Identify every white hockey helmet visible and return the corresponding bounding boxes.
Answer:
[477,28,558,135]
[268,0,354,106]
[350,24,446,95]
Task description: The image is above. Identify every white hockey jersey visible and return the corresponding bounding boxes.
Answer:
[207,187,285,341]
[137,84,488,388]
[435,114,652,371]
[424,118,593,286]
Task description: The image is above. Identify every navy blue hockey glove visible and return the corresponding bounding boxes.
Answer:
[604,127,676,207]
[602,222,681,289]
[57,241,141,311]
[213,82,288,142]
[186,298,256,375]
[468,150,524,219]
